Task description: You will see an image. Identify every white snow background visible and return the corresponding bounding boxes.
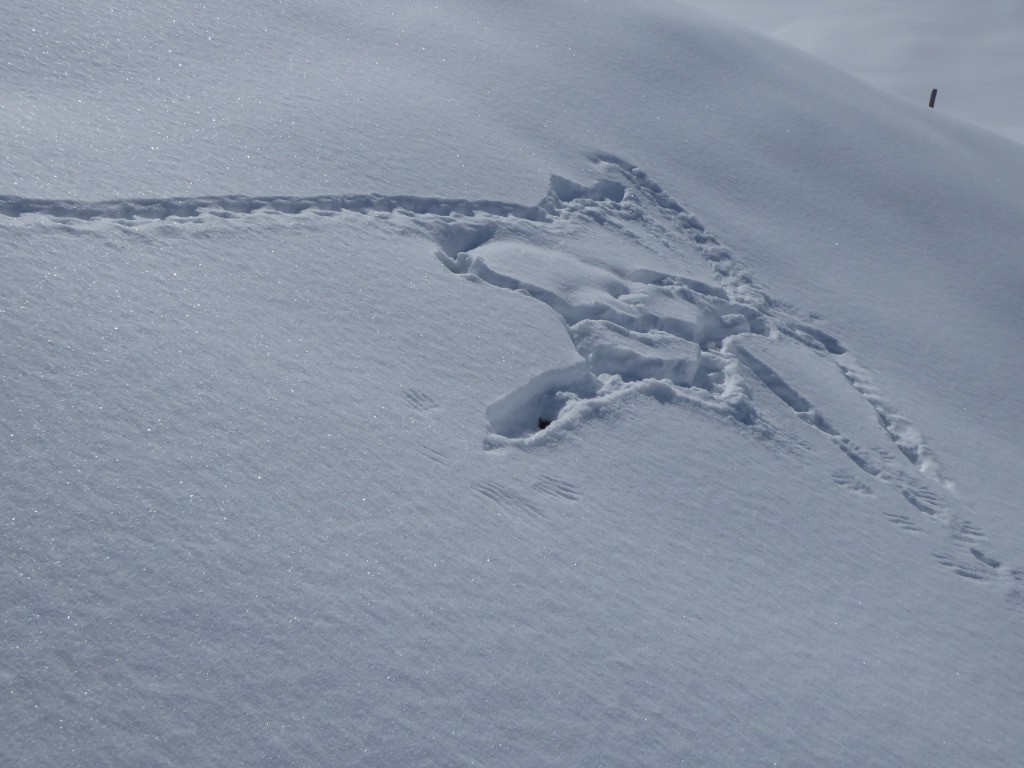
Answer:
[681,0,1024,145]
[2,1,1024,765]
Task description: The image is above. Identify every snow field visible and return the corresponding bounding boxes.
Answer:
[4,1,1024,765]
[4,148,1023,766]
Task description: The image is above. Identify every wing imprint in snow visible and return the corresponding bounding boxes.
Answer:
[403,389,440,414]
[533,475,583,502]
[472,481,543,518]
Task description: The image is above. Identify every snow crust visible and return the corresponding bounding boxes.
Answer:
[3,1,1023,765]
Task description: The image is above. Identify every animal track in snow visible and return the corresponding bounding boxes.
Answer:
[403,389,440,413]
[415,444,450,466]
[951,519,985,545]
[472,481,543,518]
[0,192,547,224]
[426,153,1012,588]
[884,510,922,533]
[832,355,954,491]
[3,153,1011,589]
[533,475,583,502]
[431,157,949,505]
[831,471,875,497]
[932,546,1007,584]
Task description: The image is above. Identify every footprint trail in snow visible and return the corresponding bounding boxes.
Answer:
[433,153,1017,596]
[2,153,1014,596]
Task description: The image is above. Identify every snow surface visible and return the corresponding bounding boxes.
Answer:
[3,1,1024,766]
[679,0,1024,145]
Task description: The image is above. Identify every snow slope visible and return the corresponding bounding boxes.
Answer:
[679,0,1024,145]
[3,1,1023,766]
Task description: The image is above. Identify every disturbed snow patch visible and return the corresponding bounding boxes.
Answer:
[3,152,1012,589]
[431,154,1013,589]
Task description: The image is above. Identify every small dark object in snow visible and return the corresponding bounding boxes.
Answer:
[538,417,552,430]
[929,88,938,108]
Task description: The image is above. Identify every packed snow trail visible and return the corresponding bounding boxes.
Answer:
[2,153,1015,596]
[0,193,548,223]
